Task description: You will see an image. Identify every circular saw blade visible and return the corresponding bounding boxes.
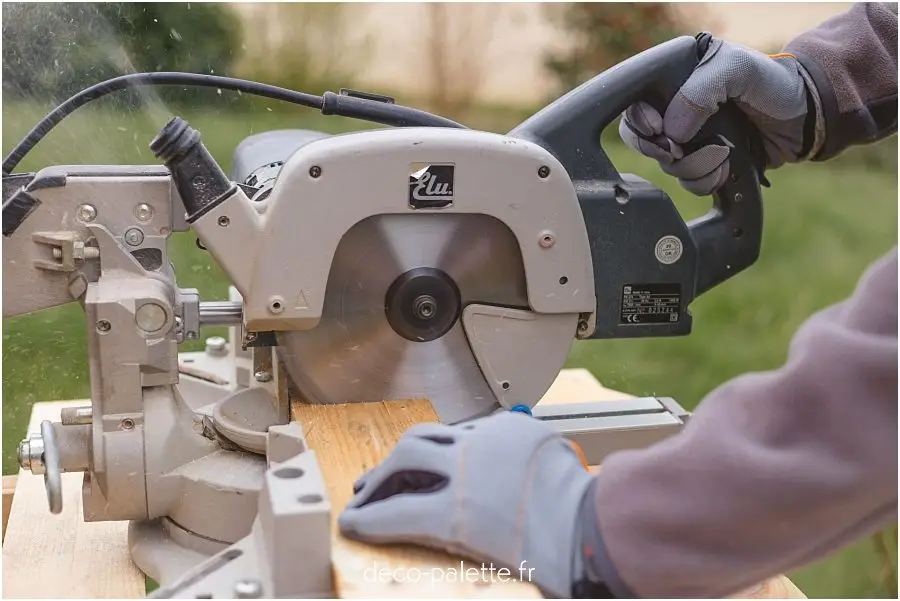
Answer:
[277,213,533,423]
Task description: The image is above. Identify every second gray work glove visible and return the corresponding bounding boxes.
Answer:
[619,36,822,196]
[337,411,595,598]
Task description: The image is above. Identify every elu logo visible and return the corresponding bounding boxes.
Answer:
[408,164,454,209]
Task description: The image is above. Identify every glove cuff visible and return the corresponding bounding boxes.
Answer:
[572,477,637,598]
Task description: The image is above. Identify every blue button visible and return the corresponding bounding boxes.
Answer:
[510,404,533,416]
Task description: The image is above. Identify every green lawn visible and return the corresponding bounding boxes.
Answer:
[3,100,897,597]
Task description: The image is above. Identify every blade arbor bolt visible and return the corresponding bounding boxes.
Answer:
[413,295,438,320]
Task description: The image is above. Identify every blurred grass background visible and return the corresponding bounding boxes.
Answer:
[2,1,898,597]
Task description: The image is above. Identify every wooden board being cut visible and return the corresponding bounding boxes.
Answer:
[292,399,540,598]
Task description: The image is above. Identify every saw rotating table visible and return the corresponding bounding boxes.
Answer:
[2,369,805,599]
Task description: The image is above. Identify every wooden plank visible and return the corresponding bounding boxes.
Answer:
[292,398,539,598]
[539,367,634,404]
[2,400,145,599]
[2,475,17,542]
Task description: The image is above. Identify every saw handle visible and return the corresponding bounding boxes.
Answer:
[509,34,765,296]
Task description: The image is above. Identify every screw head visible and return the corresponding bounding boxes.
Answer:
[76,204,97,223]
[234,579,263,599]
[96,319,112,334]
[309,165,322,178]
[538,166,550,179]
[538,231,555,248]
[217,215,230,227]
[124,227,144,246]
[254,370,273,383]
[120,418,135,431]
[134,203,154,222]
[268,296,285,314]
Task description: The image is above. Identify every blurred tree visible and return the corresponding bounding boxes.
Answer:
[235,3,372,96]
[2,2,241,104]
[543,3,685,93]
[425,3,502,120]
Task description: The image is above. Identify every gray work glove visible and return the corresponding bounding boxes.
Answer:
[337,411,594,598]
[619,36,821,196]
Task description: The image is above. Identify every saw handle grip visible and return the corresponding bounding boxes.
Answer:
[508,34,765,296]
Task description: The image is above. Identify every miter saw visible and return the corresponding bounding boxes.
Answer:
[2,34,764,598]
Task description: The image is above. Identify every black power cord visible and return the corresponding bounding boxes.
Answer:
[2,72,466,175]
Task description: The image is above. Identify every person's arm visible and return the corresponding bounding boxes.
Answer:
[580,247,898,598]
[786,2,898,160]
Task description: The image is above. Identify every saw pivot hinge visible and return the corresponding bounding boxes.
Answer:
[32,231,98,272]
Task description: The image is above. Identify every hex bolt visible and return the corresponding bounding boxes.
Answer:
[76,204,97,223]
[205,336,228,356]
[134,203,154,222]
[53,247,100,260]
[234,579,263,599]
[16,440,31,470]
[124,228,144,246]
[17,434,44,472]
[254,370,273,383]
[538,231,555,248]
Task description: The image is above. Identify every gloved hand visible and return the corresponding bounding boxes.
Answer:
[619,36,821,196]
[337,411,594,598]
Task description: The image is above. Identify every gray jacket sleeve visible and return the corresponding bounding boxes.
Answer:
[580,247,898,598]
[575,9,899,595]
[786,2,898,160]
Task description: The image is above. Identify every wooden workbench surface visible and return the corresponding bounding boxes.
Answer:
[2,369,805,599]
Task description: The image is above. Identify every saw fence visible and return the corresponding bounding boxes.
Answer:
[2,369,805,599]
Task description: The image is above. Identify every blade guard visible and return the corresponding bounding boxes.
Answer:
[509,34,766,339]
